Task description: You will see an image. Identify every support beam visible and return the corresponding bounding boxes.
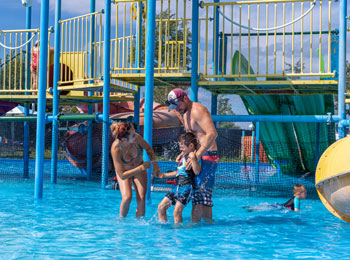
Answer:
[34,0,50,199]
[50,0,62,184]
[144,0,157,204]
[337,0,347,138]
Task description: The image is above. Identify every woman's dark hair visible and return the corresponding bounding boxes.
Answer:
[178,132,199,150]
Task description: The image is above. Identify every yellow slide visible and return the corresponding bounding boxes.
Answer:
[315,137,350,222]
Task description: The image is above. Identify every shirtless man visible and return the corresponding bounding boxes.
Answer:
[167,88,219,223]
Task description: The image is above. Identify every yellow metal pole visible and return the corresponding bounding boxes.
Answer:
[205,6,208,75]
[274,3,277,74]
[327,0,331,73]
[183,0,187,71]
[175,0,179,71]
[213,4,217,76]
[158,0,163,72]
[9,33,12,91]
[85,16,88,79]
[122,3,126,70]
[15,33,18,90]
[292,1,295,74]
[230,4,233,73]
[130,4,134,70]
[319,0,322,73]
[198,22,201,74]
[222,5,225,75]
[167,0,171,69]
[20,32,23,90]
[99,13,102,77]
[2,33,6,90]
[301,2,304,73]
[165,21,168,69]
[115,3,119,72]
[282,3,285,75]
[257,4,260,75]
[77,18,80,81]
[239,5,241,75]
[310,1,313,73]
[69,21,72,82]
[47,30,51,89]
[248,4,251,74]
[266,3,269,75]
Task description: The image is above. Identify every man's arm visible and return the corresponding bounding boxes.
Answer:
[193,105,218,158]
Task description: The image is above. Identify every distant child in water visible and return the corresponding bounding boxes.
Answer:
[282,184,307,211]
[243,183,307,212]
[157,132,201,224]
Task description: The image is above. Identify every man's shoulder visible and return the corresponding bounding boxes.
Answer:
[192,102,209,114]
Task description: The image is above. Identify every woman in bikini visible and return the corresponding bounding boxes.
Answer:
[110,122,161,218]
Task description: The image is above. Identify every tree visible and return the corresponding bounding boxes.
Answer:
[285,58,305,79]
[217,95,239,128]
[135,9,192,104]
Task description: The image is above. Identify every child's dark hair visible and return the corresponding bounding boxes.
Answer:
[293,183,306,194]
[178,132,199,150]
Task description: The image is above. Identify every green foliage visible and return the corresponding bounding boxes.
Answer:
[217,95,239,129]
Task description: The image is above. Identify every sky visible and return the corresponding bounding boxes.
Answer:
[1,0,350,129]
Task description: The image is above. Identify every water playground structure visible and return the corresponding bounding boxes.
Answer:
[0,0,349,222]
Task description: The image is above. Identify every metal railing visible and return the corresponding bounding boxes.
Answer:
[199,0,336,80]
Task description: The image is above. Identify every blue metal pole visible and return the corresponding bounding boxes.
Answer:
[50,0,62,184]
[34,0,50,199]
[211,93,218,127]
[87,0,96,180]
[315,122,320,168]
[250,131,255,163]
[274,160,281,180]
[144,0,157,204]
[134,2,143,132]
[211,114,341,123]
[331,33,339,79]
[338,0,347,138]
[241,130,245,160]
[23,6,32,179]
[191,0,199,101]
[101,0,111,188]
[254,122,260,184]
[218,35,227,74]
[212,0,219,76]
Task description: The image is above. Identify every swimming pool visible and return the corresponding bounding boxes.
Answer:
[1,179,349,259]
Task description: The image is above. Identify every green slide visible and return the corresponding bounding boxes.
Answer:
[231,51,335,175]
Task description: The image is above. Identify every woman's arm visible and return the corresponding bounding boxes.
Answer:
[111,142,150,180]
[137,135,162,177]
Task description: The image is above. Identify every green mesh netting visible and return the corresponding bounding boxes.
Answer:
[0,120,336,198]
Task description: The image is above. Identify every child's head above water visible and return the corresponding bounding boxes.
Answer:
[178,132,199,154]
[293,184,307,199]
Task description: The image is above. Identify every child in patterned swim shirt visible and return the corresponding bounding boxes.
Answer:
[157,132,201,224]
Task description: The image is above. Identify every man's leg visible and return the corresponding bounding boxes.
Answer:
[201,205,213,223]
[191,204,202,223]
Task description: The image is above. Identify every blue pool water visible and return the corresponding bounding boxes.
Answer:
[1,179,350,259]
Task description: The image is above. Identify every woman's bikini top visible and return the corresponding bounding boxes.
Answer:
[118,143,143,164]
